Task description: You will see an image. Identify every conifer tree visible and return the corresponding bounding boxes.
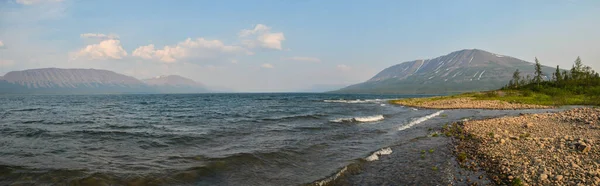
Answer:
[534,57,543,85]
[512,69,521,88]
[555,65,562,85]
[571,57,583,80]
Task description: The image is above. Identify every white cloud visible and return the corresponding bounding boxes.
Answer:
[80,33,119,40]
[261,63,274,69]
[0,40,4,48]
[16,0,64,5]
[239,24,285,50]
[231,59,239,64]
[71,39,128,60]
[285,56,321,63]
[132,38,249,63]
[0,59,15,67]
[336,64,351,71]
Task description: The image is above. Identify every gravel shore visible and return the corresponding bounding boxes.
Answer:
[392,97,552,110]
[449,107,600,185]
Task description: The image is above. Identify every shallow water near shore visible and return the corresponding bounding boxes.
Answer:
[0,93,571,185]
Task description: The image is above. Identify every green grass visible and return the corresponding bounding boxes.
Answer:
[393,89,599,106]
[457,152,467,162]
[431,166,439,171]
[472,90,598,106]
[511,177,524,186]
[428,149,434,153]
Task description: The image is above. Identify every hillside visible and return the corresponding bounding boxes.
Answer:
[331,49,557,94]
[142,75,209,93]
[0,68,211,94]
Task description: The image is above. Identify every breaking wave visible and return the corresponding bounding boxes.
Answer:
[398,110,444,131]
[311,147,393,186]
[330,115,385,123]
[365,147,393,161]
[323,99,389,104]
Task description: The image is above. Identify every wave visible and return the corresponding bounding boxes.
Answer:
[263,113,324,121]
[398,110,444,131]
[330,115,384,123]
[323,99,389,104]
[364,147,393,161]
[312,166,349,186]
[10,108,43,112]
[311,147,393,186]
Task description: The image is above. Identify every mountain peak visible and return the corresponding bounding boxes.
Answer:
[2,68,143,88]
[142,75,203,87]
[333,49,556,94]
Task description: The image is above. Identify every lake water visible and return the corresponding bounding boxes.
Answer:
[0,93,560,185]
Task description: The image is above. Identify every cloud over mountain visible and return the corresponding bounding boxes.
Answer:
[71,39,128,60]
[132,38,249,63]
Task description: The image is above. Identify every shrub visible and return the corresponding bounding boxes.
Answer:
[521,90,533,97]
[511,177,524,186]
[484,91,499,98]
[457,152,467,162]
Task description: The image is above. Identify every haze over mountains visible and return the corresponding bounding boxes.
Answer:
[0,68,210,94]
[0,49,561,94]
[142,75,209,93]
[332,49,557,94]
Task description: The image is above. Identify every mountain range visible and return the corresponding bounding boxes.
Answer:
[0,49,560,94]
[0,68,209,94]
[331,49,557,94]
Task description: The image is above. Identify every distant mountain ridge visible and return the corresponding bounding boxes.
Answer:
[142,75,209,93]
[332,49,557,94]
[0,68,211,94]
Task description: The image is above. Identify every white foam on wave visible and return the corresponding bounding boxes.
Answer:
[313,147,393,186]
[365,147,393,161]
[313,166,348,186]
[398,110,444,131]
[355,115,385,122]
[331,115,385,123]
[323,99,389,104]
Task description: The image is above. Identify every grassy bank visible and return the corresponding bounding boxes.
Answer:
[457,90,600,106]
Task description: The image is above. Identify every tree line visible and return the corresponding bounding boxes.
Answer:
[504,57,600,97]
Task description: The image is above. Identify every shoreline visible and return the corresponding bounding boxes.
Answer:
[308,107,570,186]
[391,96,553,110]
[446,107,600,185]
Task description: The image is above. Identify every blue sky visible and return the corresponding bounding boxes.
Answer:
[1,0,599,92]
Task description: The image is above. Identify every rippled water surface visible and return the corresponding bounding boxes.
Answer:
[0,93,451,185]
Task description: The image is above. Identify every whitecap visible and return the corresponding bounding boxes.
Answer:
[398,110,444,131]
[331,115,384,123]
[323,99,391,104]
[365,147,393,161]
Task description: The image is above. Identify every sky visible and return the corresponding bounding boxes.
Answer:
[0,0,599,92]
